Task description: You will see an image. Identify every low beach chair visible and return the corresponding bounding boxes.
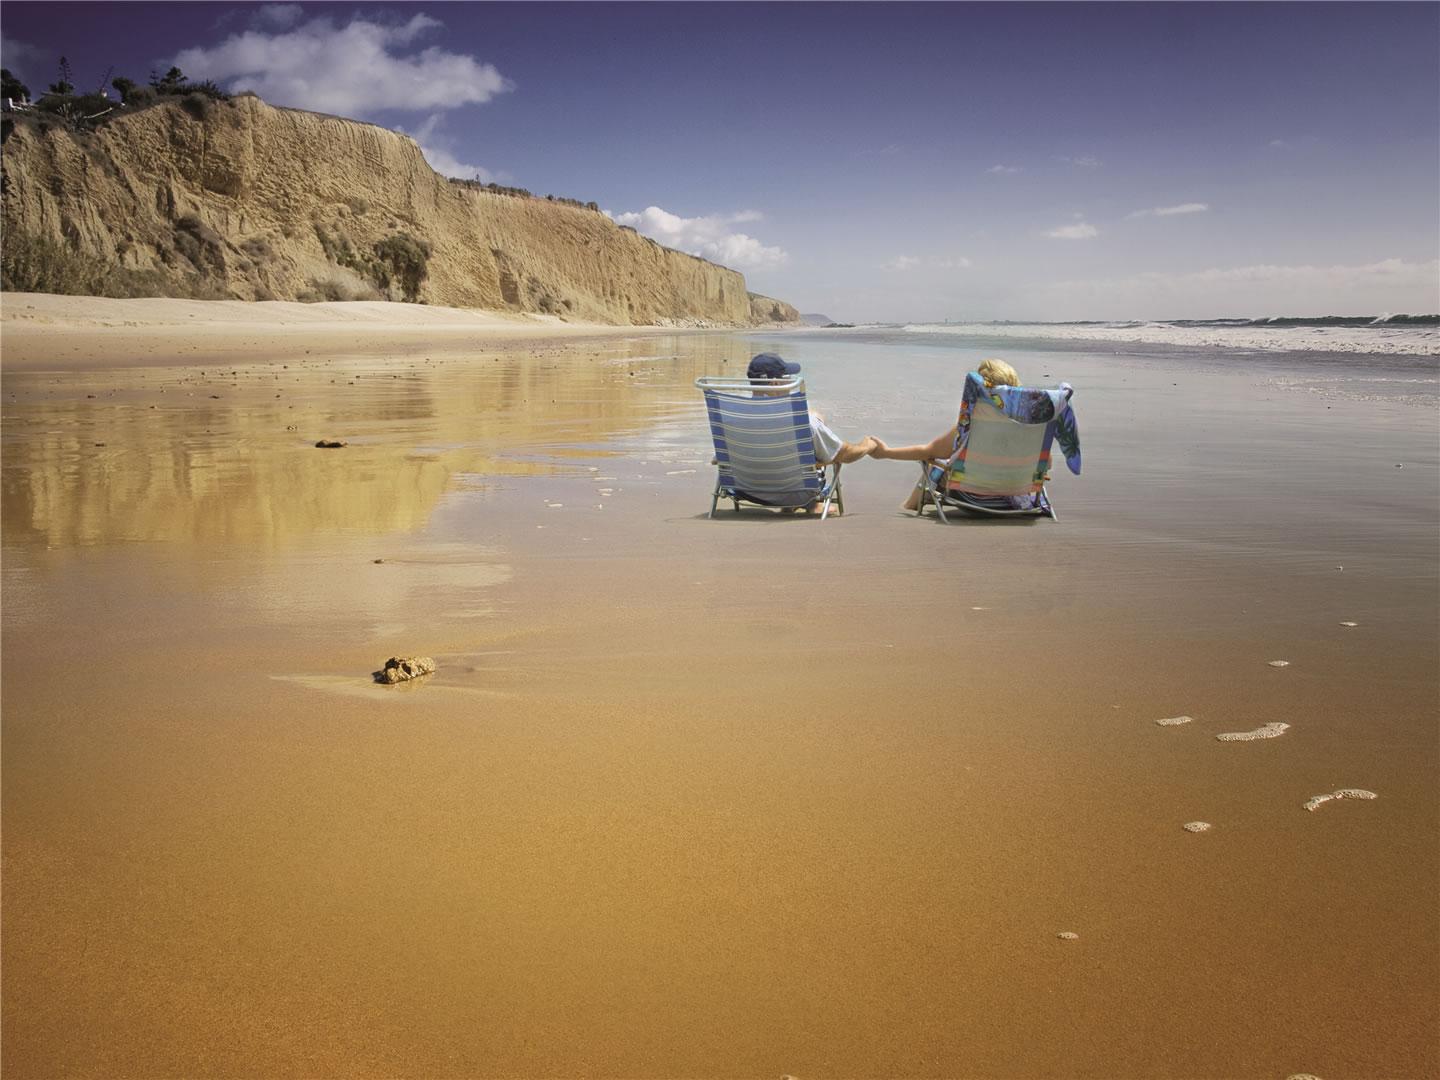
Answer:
[914,372,1080,523]
[695,375,843,519]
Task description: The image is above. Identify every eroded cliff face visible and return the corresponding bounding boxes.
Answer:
[0,96,799,325]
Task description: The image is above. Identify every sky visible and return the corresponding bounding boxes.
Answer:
[4,1,1438,322]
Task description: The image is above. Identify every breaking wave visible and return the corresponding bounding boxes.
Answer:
[900,316,1440,356]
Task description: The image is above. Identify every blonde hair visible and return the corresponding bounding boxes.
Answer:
[977,357,1020,388]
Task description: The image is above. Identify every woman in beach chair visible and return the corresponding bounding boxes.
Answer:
[868,358,1080,519]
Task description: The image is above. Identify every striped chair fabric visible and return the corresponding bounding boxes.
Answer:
[700,384,822,507]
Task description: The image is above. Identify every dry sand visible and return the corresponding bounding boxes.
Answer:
[2,303,1437,1078]
[1,292,688,371]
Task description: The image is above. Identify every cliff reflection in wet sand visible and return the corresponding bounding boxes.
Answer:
[2,335,733,550]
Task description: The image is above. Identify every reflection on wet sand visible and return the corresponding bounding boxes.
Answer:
[2,336,740,550]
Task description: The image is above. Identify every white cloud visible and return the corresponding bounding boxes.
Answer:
[1127,202,1210,219]
[400,114,495,180]
[606,206,787,269]
[172,12,511,118]
[254,4,304,30]
[1,37,48,87]
[882,255,921,272]
[1057,154,1101,169]
[1044,222,1099,240]
[987,164,1021,175]
[1034,259,1440,320]
[883,255,972,271]
[1269,138,1291,149]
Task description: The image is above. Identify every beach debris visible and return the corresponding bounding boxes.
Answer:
[1267,660,1291,668]
[1216,722,1290,742]
[372,559,384,564]
[1303,789,1377,813]
[1182,821,1213,833]
[1284,1075,1323,1080]
[373,656,436,684]
[1339,621,1358,627]
[1056,931,1079,941]
[1155,715,1194,726]
[315,439,348,448]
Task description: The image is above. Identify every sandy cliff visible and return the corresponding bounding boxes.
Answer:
[0,96,798,325]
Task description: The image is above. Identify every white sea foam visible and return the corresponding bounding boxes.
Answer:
[1216,722,1291,742]
[901,320,1440,356]
[1303,788,1377,812]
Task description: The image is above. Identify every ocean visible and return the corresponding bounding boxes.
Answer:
[896,315,1439,356]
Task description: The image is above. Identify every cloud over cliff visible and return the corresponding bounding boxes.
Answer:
[173,11,511,118]
[607,206,788,270]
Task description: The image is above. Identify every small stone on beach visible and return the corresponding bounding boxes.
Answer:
[1056,931,1079,941]
[315,439,347,448]
[1339,621,1358,627]
[1155,715,1194,726]
[1267,660,1291,667]
[372,656,436,684]
[1182,821,1213,833]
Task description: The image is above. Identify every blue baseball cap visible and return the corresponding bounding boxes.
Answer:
[747,353,802,379]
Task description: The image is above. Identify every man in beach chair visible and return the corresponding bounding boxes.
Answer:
[695,354,875,518]
[869,358,1080,521]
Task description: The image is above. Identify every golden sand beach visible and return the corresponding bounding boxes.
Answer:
[3,297,1437,1078]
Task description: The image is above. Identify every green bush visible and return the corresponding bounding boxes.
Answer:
[1,226,229,298]
[372,232,431,302]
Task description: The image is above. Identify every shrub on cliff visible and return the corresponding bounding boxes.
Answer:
[2,67,30,102]
[1,227,226,298]
[372,233,431,302]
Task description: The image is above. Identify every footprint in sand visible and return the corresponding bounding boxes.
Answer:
[1216,722,1290,742]
[1155,715,1194,726]
[1303,789,1378,812]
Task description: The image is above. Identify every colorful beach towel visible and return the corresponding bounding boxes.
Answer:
[943,372,1080,493]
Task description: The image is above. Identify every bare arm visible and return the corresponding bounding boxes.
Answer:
[869,426,957,462]
[828,435,880,464]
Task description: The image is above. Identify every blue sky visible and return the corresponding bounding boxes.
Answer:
[4,2,1437,321]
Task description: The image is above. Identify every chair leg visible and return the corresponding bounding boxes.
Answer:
[935,495,949,524]
[709,485,720,519]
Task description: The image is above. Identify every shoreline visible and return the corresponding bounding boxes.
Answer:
[0,293,754,371]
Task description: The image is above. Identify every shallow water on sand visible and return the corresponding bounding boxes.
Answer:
[3,332,1437,1078]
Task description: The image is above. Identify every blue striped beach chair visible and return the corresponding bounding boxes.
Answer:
[916,372,1080,523]
[695,375,843,519]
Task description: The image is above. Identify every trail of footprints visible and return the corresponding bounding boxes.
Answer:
[1154,653,1378,827]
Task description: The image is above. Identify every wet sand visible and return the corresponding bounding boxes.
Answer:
[2,313,1437,1078]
